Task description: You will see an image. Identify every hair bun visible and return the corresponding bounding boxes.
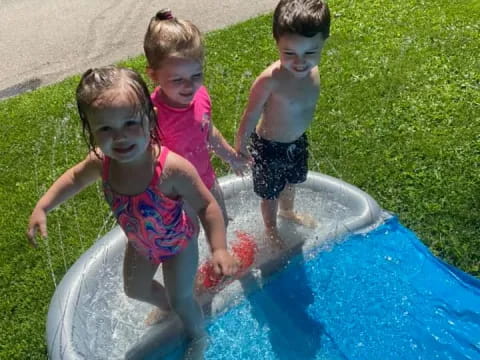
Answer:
[155,9,174,21]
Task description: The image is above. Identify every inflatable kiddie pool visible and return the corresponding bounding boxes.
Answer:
[46,171,383,359]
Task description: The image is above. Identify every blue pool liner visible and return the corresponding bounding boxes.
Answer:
[159,217,479,360]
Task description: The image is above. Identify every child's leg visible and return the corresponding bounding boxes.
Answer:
[278,183,296,213]
[277,135,316,228]
[123,242,171,323]
[123,242,169,307]
[210,180,229,227]
[260,197,285,249]
[278,184,317,228]
[162,233,205,340]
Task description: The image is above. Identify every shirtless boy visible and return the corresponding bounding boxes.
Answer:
[235,0,331,247]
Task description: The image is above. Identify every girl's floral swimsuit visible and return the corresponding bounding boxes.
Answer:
[102,146,195,264]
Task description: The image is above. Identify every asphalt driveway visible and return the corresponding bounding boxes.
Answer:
[0,0,277,99]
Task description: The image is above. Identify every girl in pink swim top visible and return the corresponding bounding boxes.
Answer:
[27,66,238,355]
[144,9,250,225]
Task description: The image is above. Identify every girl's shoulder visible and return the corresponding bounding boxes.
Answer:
[194,85,211,104]
[68,150,103,184]
[161,149,194,179]
[157,149,198,198]
[196,85,209,96]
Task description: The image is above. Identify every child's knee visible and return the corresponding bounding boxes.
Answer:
[123,279,140,299]
[124,277,150,301]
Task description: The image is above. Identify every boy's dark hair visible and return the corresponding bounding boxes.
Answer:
[76,66,158,156]
[273,0,330,41]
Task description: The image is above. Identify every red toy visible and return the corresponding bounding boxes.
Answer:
[197,230,257,292]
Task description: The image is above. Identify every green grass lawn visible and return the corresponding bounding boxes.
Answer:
[1,0,479,358]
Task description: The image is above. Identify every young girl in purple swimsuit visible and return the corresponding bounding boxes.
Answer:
[27,66,238,358]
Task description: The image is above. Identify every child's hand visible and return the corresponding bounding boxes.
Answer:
[229,152,252,176]
[26,207,48,248]
[211,249,239,277]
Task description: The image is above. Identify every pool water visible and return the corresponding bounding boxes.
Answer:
[162,217,480,360]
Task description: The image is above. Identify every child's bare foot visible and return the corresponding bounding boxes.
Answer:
[278,210,317,228]
[144,306,170,326]
[265,228,287,250]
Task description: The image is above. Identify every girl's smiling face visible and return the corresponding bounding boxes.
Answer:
[88,91,151,163]
[277,33,325,78]
[148,57,203,108]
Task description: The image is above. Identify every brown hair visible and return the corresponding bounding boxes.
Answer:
[76,66,158,155]
[144,9,204,69]
[273,0,331,41]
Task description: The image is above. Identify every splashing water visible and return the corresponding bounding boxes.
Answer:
[63,185,364,359]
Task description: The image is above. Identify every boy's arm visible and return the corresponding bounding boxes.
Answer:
[235,73,274,156]
[27,152,102,244]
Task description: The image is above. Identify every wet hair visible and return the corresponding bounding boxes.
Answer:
[144,9,204,69]
[273,0,331,41]
[76,66,158,155]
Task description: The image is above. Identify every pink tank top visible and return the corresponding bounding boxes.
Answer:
[151,86,216,189]
[102,146,195,264]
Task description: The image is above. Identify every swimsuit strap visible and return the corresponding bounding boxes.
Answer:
[151,146,169,187]
[159,145,169,167]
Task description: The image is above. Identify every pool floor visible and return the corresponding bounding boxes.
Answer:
[159,217,480,360]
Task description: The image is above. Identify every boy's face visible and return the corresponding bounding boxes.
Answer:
[147,57,203,108]
[276,33,325,78]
